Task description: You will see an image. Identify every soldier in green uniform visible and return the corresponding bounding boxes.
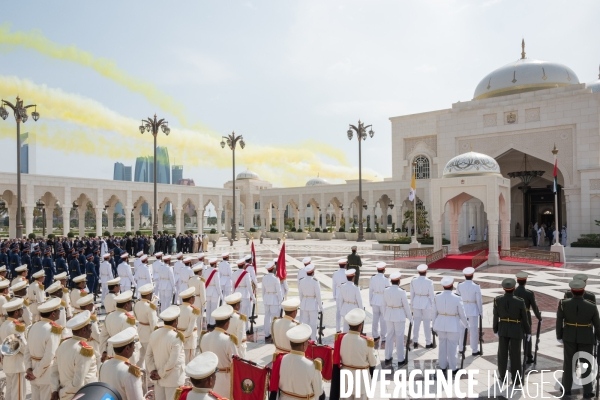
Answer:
[346,245,362,286]
[564,273,596,303]
[493,278,531,385]
[557,280,600,398]
[514,271,542,363]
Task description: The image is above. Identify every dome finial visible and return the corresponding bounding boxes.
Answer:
[521,38,526,60]
[598,64,600,79]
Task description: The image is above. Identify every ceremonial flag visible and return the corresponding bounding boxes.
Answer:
[232,356,270,400]
[250,240,257,274]
[553,158,558,193]
[305,341,334,381]
[409,169,416,201]
[276,242,287,281]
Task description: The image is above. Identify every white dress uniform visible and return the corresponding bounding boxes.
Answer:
[152,258,164,295]
[100,293,140,359]
[383,274,412,362]
[229,311,248,358]
[181,351,222,400]
[218,258,233,296]
[173,257,184,303]
[157,259,177,312]
[455,273,483,354]
[27,278,46,322]
[118,260,136,291]
[410,268,435,346]
[340,325,377,400]
[202,261,222,326]
[100,355,145,400]
[200,327,238,398]
[146,308,186,400]
[262,265,283,337]
[178,289,201,363]
[134,286,159,369]
[70,286,87,314]
[332,262,348,332]
[104,291,118,314]
[100,240,108,258]
[232,263,256,331]
[273,315,300,353]
[99,258,114,303]
[188,270,207,332]
[369,264,390,340]
[432,278,469,371]
[336,272,363,333]
[177,262,194,298]
[135,262,153,295]
[298,267,322,341]
[0,307,28,400]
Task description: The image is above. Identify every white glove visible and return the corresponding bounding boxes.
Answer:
[527,334,531,341]
[494,332,499,338]
[558,339,563,344]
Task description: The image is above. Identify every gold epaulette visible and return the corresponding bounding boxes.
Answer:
[272,353,278,362]
[50,321,63,335]
[192,306,201,316]
[174,386,192,400]
[239,313,247,322]
[201,277,206,282]
[79,341,94,357]
[14,321,25,333]
[229,333,238,346]
[177,331,185,342]
[334,332,340,341]
[62,288,69,293]
[149,302,157,311]
[313,359,322,371]
[153,326,159,331]
[23,299,30,307]
[125,312,136,325]
[366,338,374,348]
[126,362,141,378]
[80,290,86,295]
[4,295,10,301]
[91,314,97,322]
[38,283,44,290]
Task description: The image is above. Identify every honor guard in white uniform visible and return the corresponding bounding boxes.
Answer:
[1,298,28,400]
[410,264,435,348]
[278,324,324,400]
[176,351,226,400]
[262,261,283,339]
[369,262,390,341]
[54,273,73,320]
[133,251,144,279]
[218,253,233,297]
[339,309,377,400]
[46,282,71,339]
[178,257,195,299]
[224,292,248,357]
[70,274,88,314]
[134,283,158,368]
[272,298,301,354]
[432,276,468,373]
[134,254,152,294]
[152,252,164,296]
[100,327,145,400]
[200,305,239,399]
[383,272,412,366]
[158,254,177,312]
[295,257,311,322]
[332,259,348,332]
[189,263,207,332]
[118,252,135,292]
[178,287,201,363]
[24,297,63,400]
[146,305,186,400]
[337,269,363,332]
[244,254,259,288]
[99,253,114,303]
[77,294,101,365]
[28,269,47,323]
[456,267,483,355]
[202,258,222,328]
[104,277,121,314]
[193,253,207,271]
[10,280,33,326]
[100,290,140,361]
[12,264,28,286]
[173,253,184,304]
[51,310,98,400]
[232,258,256,332]
[0,279,10,326]
[298,264,322,341]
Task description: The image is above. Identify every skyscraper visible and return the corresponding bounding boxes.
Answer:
[114,162,133,181]
[19,132,35,174]
[172,165,183,184]
[20,144,29,174]
[132,147,171,216]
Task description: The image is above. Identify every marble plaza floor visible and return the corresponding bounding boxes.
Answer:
[7,237,600,399]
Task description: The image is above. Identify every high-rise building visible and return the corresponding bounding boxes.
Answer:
[114,162,133,181]
[19,132,35,174]
[20,144,29,174]
[172,165,183,184]
[132,147,171,216]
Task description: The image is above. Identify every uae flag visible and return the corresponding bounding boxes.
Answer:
[553,158,558,193]
[276,242,287,281]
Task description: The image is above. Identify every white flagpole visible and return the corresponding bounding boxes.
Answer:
[552,145,559,245]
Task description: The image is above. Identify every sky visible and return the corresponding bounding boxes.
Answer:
[0,0,598,188]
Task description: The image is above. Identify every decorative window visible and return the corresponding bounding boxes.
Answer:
[414,155,430,179]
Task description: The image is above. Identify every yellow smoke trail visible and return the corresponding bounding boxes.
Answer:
[0,76,379,186]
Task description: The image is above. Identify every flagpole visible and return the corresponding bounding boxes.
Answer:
[552,144,559,245]
[413,160,417,243]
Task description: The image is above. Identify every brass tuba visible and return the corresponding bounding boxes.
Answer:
[1,334,23,356]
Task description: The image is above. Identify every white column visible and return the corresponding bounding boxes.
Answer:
[44,206,53,235]
[95,207,103,237]
[488,220,499,265]
[469,204,476,241]
[216,208,223,233]
[433,220,443,251]
[335,207,341,230]
[278,209,284,231]
[62,206,71,237]
[25,206,34,236]
[124,206,132,233]
[299,208,305,230]
[450,218,460,254]
[157,210,164,232]
[106,207,114,234]
[175,207,183,234]
[475,204,481,240]
[294,209,299,230]
[370,207,376,233]
[501,220,511,251]
[77,208,85,237]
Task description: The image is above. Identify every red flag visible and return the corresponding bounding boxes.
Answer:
[269,353,286,392]
[305,341,334,381]
[232,356,270,400]
[276,242,287,281]
[250,240,257,274]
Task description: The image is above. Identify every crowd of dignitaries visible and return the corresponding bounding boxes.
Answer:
[0,238,599,399]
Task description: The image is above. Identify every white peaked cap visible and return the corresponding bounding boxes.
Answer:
[441,276,454,287]
[160,305,181,321]
[266,262,275,270]
[211,304,234,321]
[302,257,311,264]
[286,323,312,343]
[376,262,387,270]
[54,272,67,280]
[154,252,164,257]
[222,253,229,258]
[108,327,138,347]
[176,252,183,259]
[209,258,218,264]
[46,281,62,294]
[38,297,61,313]
[417,264,428,272]
[338,259,347,265]
[67,310,91,330]
[345,269,356,277]
[136,251,144,257]
[3,298,23,312]
[281,298,301,311]
[186,352,219,379]
[138,283,154,295]
[114,290,133,303]
[77,294,94,307]
[179,287,195,299]
[463,267,475,276]
[390,272,401,281]
[140,255,148,262]
[107,277,121,285]
[224,292,242,305]
[305,264,315,273]
[345,308,366,325]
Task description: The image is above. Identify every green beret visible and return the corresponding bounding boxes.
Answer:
[502,278,516,290]
[516,272,528,279]
[569,280,586,290]
[573,274,588,282]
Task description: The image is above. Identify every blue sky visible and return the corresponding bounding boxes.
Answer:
[0,0,598,187]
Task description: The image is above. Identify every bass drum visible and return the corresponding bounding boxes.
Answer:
[74,382,123,400]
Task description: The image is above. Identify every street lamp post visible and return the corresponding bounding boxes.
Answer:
[347,120,374,242]
[0,97,40,239]
[36,200,46,238]
[139,115,170,235]
[220,132,245,241]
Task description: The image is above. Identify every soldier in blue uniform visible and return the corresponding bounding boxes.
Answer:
[93,247,101,296]
[42,248,57,288]
[85,253,98,294]
[20,247,31,273]
[0,245,8,270]
[77,247,86,268]
[31,247,43,282]
[9,244,21,279]
[112,242,122,262]
[69,248,82,288]
[55,249,68,276]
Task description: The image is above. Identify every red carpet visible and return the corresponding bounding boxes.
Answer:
[427,249,487,270]
[499,256,564,267]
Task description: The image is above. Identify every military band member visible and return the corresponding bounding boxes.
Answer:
[12,264,28,286]
[176,351,226,400]
[276,257,289,300]
[493,278,531,385]
[232,258,256,333]
[410,264,435,348]
[152,252,164,296]
[158,254,176,312]
[104,277,121,314]
[339,309,376,399]
[298,264,322,341]
[134,283,158,369]
[101,290,139,362]
[28,269,46,322]
[200,305,239,398]
[100,327,145,400]
[456,267,483,356]
[262,261,283,340]
[383,272,412,366]
[203,258,222,329]
[134,254,152,298]
[278,324,325,400]
[10,280,33,326]
[51,310,98,400]
[369,261,390,341]
[193,252,207,272]
[70,274,88,315]
[189,263,207,332]
[173,253,185,304]
[46,282,71,339]
[1,298,28,400]
[0,279,10,326]
[117,252,135,293]
[332,259,348,333]
[273,298,301,354]
[178,256,195,296]
[514,271,543,363]
[0,265,7,281]
[337,268,363,333]
[218,253,233,297]
[54,272,73,320]
[564,273,597,303]
[347,246,362,286]
[146,305,186,400]
[224,292,247,357]
[24,297,63,400]
[99,253,114,303]
[179,287,201,363]
[77,294,101,365]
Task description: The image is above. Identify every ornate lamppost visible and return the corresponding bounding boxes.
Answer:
[220,132,245,241]
[36,200,46,238]
[139,115,170,235]
[0,97,39,238]
[347,120,374,242]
